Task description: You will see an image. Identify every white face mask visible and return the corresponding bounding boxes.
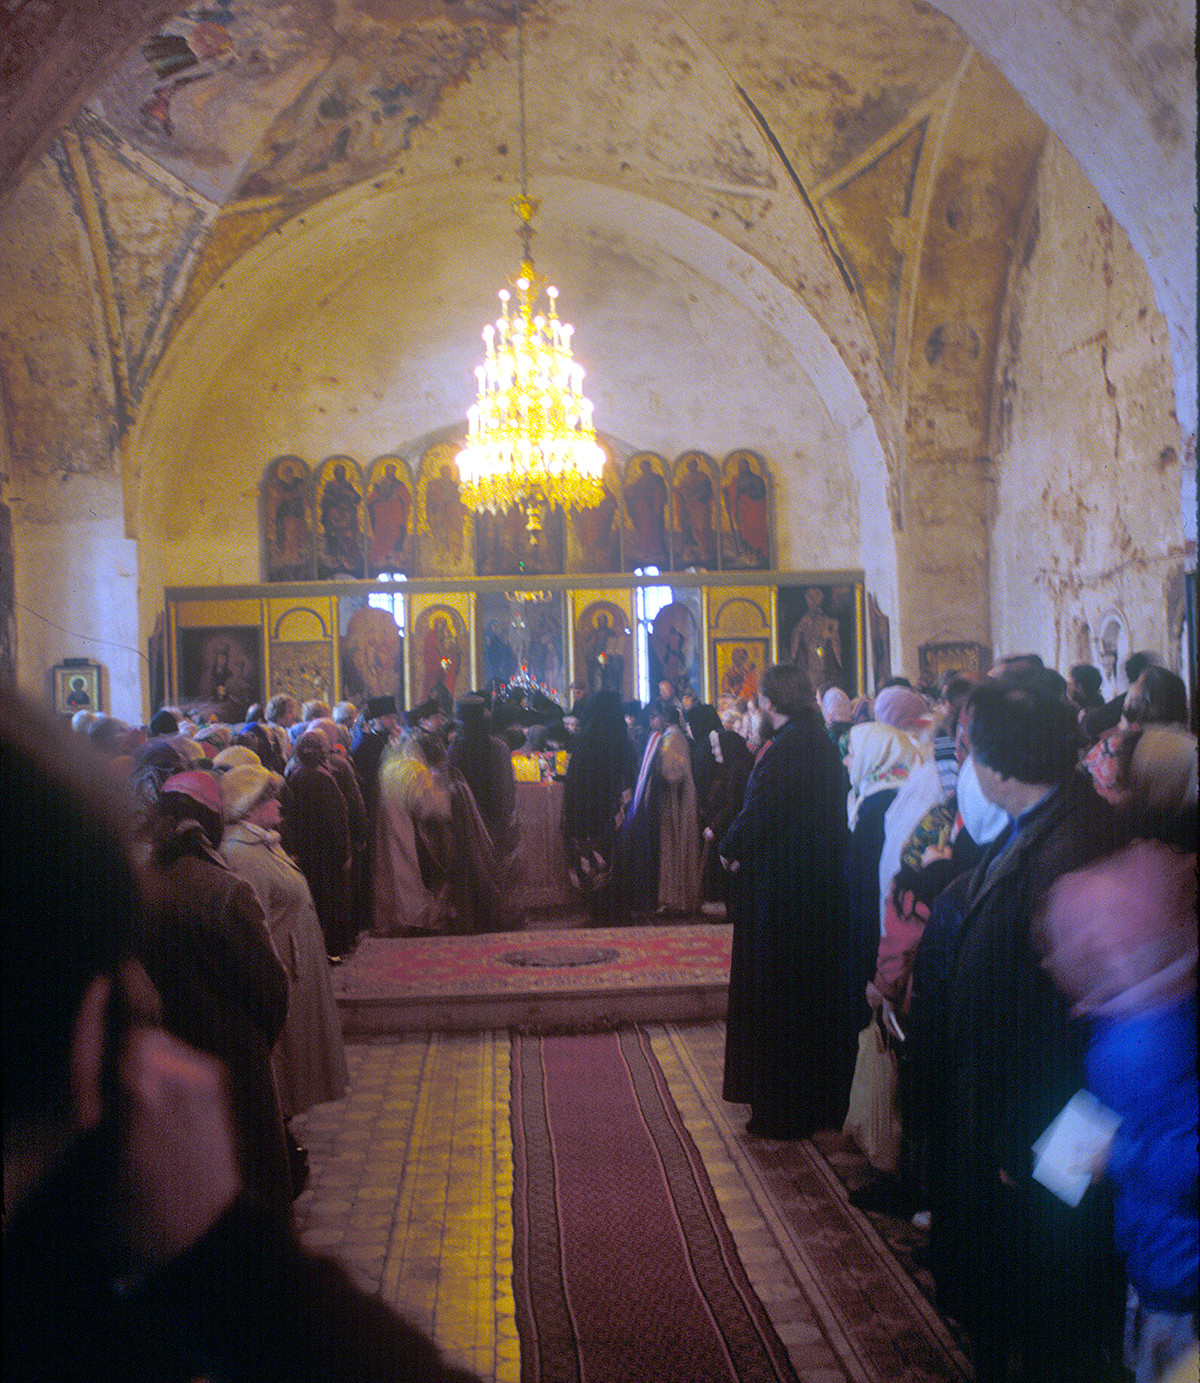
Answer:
[957,755,1009,844]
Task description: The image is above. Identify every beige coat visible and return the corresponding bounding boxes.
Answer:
[221,821,348,1117]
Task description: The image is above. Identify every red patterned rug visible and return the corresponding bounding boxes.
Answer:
[510,1029,799,1383]
[337,925,732,1000]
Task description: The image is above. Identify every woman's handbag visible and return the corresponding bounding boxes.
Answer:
[842,1014,902,1172]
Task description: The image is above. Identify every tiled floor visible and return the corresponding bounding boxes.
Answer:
[292,1023,969,1383]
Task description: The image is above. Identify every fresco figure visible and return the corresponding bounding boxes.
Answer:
[574,602,631,698]
[366,463,412,573]
[674,455,716,567]
[484,619,519,685]
[721,646,759,700]
[650,603,697,696]
[319,462,363,577]
[625,456,669,568]
[66,676,92,710]
[570,483,619,572]
[424,463,469,570]
[722,454,769,568]
[195,630,257,721]
[265,459,313,581]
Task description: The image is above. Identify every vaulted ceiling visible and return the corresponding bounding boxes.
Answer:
[0,0,1193,677]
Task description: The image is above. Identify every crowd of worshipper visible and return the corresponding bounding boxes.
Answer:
[3,689,487,1383]
[58,645,1197,1383]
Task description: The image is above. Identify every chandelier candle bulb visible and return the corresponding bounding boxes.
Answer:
[457,248,606,513]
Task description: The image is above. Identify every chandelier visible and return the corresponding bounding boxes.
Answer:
[456,7,605,519]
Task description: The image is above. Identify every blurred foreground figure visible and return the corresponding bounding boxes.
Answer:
[933,680,1127,1382]
[2,688,480,1383]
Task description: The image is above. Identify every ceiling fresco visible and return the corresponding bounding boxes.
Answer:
[2,0,1168,558]
[88,2,328,206]
[86,2,520,208]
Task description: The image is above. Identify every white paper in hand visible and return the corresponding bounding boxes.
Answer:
[1032,1090,1121,1207]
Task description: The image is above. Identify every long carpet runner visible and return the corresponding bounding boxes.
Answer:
[510,1029,798,1383]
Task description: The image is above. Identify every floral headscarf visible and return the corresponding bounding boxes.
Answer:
[845,721,926,828]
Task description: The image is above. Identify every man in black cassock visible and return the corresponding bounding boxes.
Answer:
[718,662,851,1138]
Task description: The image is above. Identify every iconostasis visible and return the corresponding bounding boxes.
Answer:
[164,444,864,719]
[166,575,865,722]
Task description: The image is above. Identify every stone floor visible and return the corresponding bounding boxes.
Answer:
[291,1022,971,1383]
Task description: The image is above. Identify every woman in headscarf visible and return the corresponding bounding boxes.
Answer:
[839,721,928,1069]
[307,716,370,944]
[193,722,234,758]
[562,689,638,924]
[1085,666,1190,807]
[836,694,874,758]
[821,686,854,746]
[140,769,292,1222]
[873,684,931,736]
[219,764,348,1126]
[129,735,191,831]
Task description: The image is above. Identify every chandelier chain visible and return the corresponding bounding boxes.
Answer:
[455,0,606,517]
[517,1,528,204]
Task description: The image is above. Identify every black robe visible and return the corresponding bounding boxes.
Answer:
[718,715,850,1136]
[931,771,1128,1379]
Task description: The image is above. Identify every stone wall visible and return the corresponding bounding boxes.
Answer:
[990,138,1185,689]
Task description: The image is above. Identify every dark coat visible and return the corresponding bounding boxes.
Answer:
[286,760,352,955]
[700,732,753,902]
[351,726,390,827]
[718,714,851,1135]
[931,771,1128,1378]
[141,831,291,1225]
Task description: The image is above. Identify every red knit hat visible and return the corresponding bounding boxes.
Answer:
[159,769,225,818]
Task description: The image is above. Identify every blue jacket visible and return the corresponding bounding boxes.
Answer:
[1086,989,1198,1312]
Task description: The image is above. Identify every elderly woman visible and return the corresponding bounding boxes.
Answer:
[219,762,348,1126]
[840,720,928,1063]
[1085,666,1191,806]
[140,769,292,1222]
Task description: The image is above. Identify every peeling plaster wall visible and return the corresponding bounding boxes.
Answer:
[990,139,1184,681]
[9,473,142,719]
[935,0,1196,445]
[0,154,117,480]
[0,151,143,720]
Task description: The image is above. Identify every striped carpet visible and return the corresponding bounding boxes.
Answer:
[511,1029,798,1382]
[292,1022,972,1382]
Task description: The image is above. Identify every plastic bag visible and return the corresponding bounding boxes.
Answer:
[843,1017,901,1172]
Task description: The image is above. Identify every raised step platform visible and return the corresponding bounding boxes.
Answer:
[333,923,732,1035]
